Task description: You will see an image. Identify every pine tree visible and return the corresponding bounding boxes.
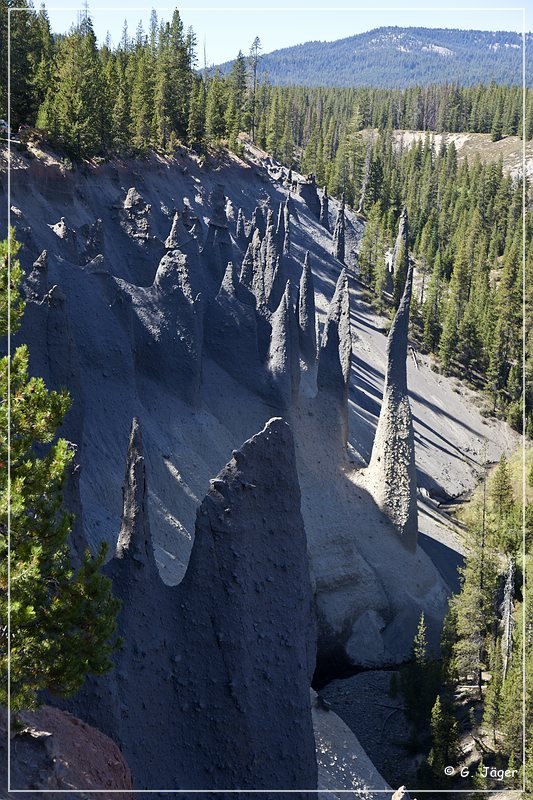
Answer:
[422,253,442,352]
[491,456,513,521]
[228,50,249,135]
[187,77,206,149]
[472,758,487,799]
[453,470,499,698]
[0,232,120,712]
[248,36,262,142]
[483,643,502,743]
[205,70,226,143]
[427,694,459,783]
[38,17,108,157]
[130,47,154,149]
[400,612,440,732]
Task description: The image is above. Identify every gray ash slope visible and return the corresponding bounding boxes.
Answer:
[3,144,516,673]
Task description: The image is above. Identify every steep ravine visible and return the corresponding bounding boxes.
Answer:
[1,141,518,792]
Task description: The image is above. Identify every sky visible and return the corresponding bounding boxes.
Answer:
[40,1,529,65]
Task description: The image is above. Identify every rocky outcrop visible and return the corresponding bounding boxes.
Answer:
[239,240,255,289]
[276,201,286,248]
[3,706,133,798]
[298,251,317,368]
[235,207,246,243]
[49,217,78,261]
[63,418,317,794]
[367,250,417,552]
[80,218,104,262]
[115,416,150,564]
[250,204,266,238]
[297,174,321,219]
[204,262,263,390]
[24,249,48,300]
[316,269,351,446]
[165,210,195,249]
[268,281,300,405]
[278,199,290,256]
[319,186,330,231]
[287,192,299,223]
[207,184,228,229]
[120,187,151,242]
[269,255,287,312]
[201,185,234,287]
[262,209,279,303]
[243,227,266,307]
[129,250,203,407]
[332,195,345,263]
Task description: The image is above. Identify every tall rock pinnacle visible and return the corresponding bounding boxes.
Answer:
[276,201,285,248]
[63,420,317,795]
[283,199,291,256]
[332,194,345,264]
[116,417,154,568]
[235,207,246,243]
[319,186,330,231]
[298,251,317,368]
[391,207,409,280]
[260,211,280,308]
[317,269,352,445]
[367,249,417,552]
[268,281,300,405]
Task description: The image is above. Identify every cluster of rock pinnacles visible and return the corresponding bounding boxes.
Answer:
[30,182,416,791]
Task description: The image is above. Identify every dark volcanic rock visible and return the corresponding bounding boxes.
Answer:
[3,705,133,798]
[62,418,317,795]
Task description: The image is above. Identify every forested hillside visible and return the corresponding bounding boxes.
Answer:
[219,27,532,88]
[1,1,530,436]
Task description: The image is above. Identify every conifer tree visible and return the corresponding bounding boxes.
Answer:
[491,456,513,521]
[39,17,107,157]
[0,232,120,713]
[187,76,206,149]
[427,694,459,783]
[205,70,226,143]
[483,643,502,743]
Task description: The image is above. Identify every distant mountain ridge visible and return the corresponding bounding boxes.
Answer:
[219,27,532,87]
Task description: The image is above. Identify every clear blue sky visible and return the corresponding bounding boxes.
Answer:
[41,1,529,65]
